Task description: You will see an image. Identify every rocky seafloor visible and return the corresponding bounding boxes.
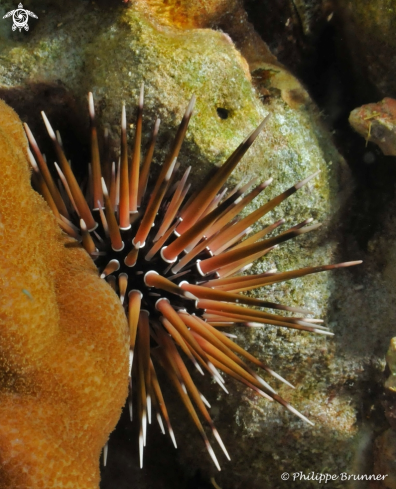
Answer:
[1,0,396,488]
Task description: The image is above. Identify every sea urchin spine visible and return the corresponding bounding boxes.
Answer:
[24,85,361,470]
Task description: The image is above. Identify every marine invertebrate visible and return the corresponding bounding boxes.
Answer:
[24,85,360,472]
[0,100,129,489]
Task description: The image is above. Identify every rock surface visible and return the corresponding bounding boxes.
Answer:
[371,338,396,489]
[386,338,396,393]
[0,1,386,489]
[335,0,396,98]
[349,98,396,156]
[372,429,396,489]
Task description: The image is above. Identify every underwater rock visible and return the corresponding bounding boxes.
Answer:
[0,1,373,488]
[0,99,129,488]
[372,429,396,489]
[385,338,396,393]
[131,0,310,109]
[243,0,335,87]
[371,341,396,488]
[349,98,396,156]
[335,0,396,98]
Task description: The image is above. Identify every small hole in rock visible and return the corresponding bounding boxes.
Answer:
[216,108,229,120]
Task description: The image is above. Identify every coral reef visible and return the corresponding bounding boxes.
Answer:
[0,0,384,488]
[0,100,129,488]
[25,87,362,474]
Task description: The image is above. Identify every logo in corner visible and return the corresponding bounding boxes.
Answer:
[3,3,38,32]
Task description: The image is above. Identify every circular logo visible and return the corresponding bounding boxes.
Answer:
[12,9,28,30]
[281,473,290,480]
[3,3,38,32]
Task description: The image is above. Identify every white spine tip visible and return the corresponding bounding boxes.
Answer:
[169,428,177,449]
[80,219,87,231]
[112,241,125,252]
[143,270,159,286]
[128,399,133,421]
[160,246,177,264]
[155,297,170,310]
[139,433,144,469]
[101,177,109,197]
[132,238,145,249]
[27,148,38,170]
[196,260,206,276]
[41,111,56,140]
[121,104,127,130]
[156,413,165,434]
[139,83,144,106]
[128,289,143,299]
[103,443,108,467]
[88,92,95,119]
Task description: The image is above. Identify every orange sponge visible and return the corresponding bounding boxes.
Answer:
[0,100,129,488]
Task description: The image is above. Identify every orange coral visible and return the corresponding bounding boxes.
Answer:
[0,100,129,488]
[134,0,238,29]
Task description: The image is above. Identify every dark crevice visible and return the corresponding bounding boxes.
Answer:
[216,108,229,120]
[245,1,396,253]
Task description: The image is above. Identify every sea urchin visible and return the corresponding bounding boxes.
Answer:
[24,84,360,471]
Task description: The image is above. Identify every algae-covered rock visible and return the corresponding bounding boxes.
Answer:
[349,98,396,156]
[0,1,367,488]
